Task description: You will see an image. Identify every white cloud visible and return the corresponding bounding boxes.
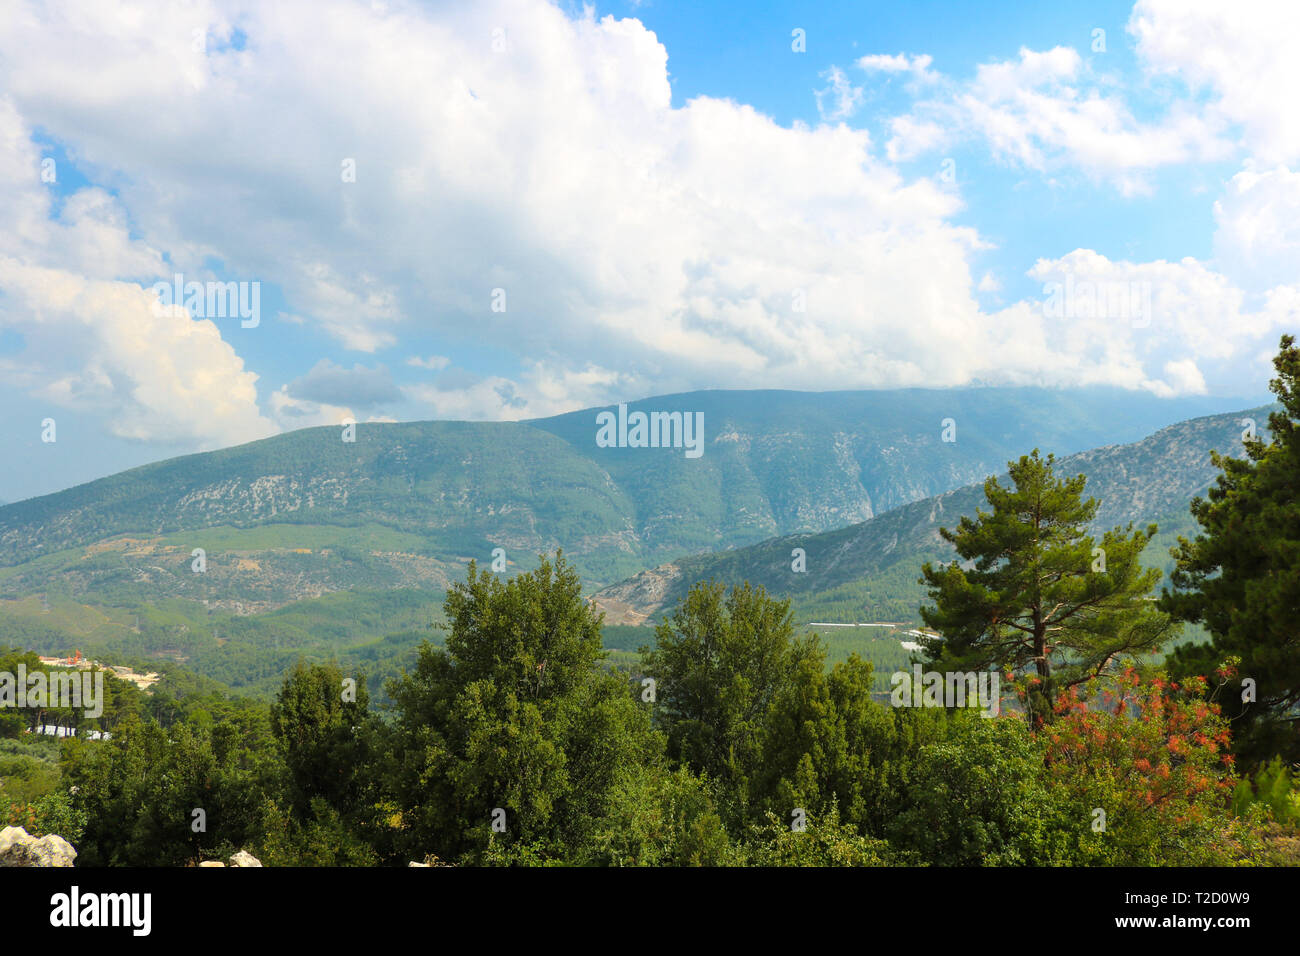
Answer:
[0,259,275,447]
[856,53,937,82]
[1159,358,1208,397]
[1213,164,1300,293]
[0,0,998,402]
[878,46,1230,191]
[884,115,951,163]
[0,0,1291,438]
[1022,249,1294,396]
[402,361,626,422]
[268,386,355,431]
[815,66,864,121]
[1130,0,1300,165]
[0,95,273,448]
[871,2,1300,192]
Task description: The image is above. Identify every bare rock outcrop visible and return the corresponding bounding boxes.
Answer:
[0,826,77,867]
[198,849,263,867]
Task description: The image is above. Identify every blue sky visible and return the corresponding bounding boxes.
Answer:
[0,0,1296,501]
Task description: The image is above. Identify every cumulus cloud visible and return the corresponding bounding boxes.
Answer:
[1131,0,1300,165]
[877,45,1230,192]
[0,259,274,446]
[0,0,998,403]
[0,0,1293,445]
[0,96,273,448]
[1021,249,1292,396]
[874,2,1300,194]
[1212,164,1300,294]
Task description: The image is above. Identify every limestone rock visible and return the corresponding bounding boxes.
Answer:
[198,861,226,867]
[229,850,262,867]
[0,826,77,867]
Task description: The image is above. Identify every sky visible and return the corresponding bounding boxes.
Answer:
[0,0,1296,502]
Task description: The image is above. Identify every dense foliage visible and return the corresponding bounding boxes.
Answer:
[4,347,1297,866]
[4,550,1293,867]
[1163,335,1300,768]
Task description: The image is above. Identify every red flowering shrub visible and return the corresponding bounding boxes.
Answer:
[1034,664,1244,864]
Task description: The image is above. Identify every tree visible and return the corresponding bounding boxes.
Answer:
[754,652,932,836]
[1162,334,1300,766]
[266,660,383,863]
[63,712,273,866]
[920,449,1175,722]
[729,805,898,867]
[887,715,1066,865]
[574,764,730,867]
[641,580,822,825]
[384,553,660,864]
[270,659,372,823]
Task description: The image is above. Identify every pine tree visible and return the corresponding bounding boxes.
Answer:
[1162,334,1300,765]
[919,449,1175,722]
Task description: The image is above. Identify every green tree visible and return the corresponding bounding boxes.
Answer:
[266,659,382,864]
[919,450,1175,722]
[641,580,822,826]
[754,652,934,836]
[574,764,730,866]
[1232,757,1300,826]
[729,806,898,867]
[887,715,1065,865]
[63,711,273,866]
[1162,335,1300,766]
[270,659,372,822]
[384,553,660,864]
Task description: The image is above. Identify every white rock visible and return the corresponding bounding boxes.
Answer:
[228,850,263,867]
[0,826,77,867]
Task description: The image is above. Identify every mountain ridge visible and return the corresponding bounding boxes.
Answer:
[591,403,1278,625]
[0,387,1248,595]
[0,392,1270,696]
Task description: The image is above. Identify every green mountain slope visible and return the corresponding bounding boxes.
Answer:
[592,404,1276,627]
[0,387,1243,610]
[0,391,1264,697]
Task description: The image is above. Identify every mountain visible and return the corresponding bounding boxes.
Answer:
[0,389,1263,696]
[592,404,1277,627]
[0,387,1243,611]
